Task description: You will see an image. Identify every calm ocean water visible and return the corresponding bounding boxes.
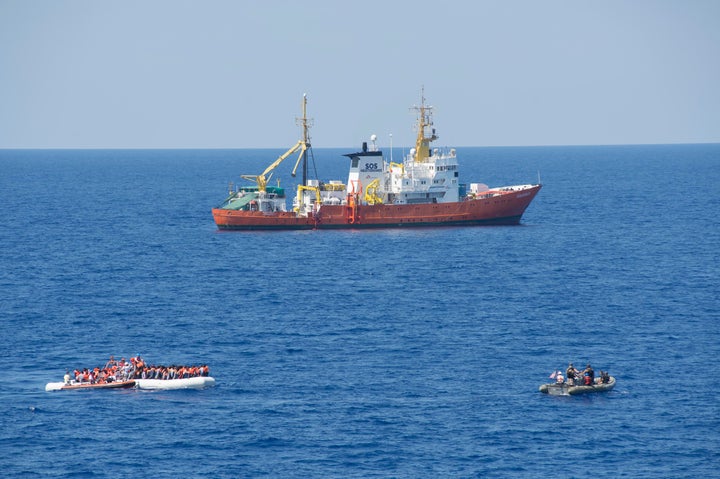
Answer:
[1,144,718,478]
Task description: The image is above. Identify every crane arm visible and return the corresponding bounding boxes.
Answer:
[261,140,304,177]
[239,94,313,192]
[241,140,305,191]
[290,142,309,177]
[364,178,383,205]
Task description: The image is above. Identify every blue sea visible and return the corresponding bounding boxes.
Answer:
[1,144,718,478]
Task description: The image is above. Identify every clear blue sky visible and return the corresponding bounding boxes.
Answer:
[1,0,718,148]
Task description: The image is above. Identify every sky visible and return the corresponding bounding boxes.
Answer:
[1,0,719,149]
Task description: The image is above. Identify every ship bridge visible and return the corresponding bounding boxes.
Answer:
[345,138,384,195]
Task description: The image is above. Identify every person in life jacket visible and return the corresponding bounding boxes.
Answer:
[582,364,595,385]
[555,371,565,384]
[104,355,117,370]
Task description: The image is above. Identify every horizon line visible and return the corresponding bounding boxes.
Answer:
[2,141,719,151]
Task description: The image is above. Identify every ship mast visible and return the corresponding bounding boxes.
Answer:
[412,88,438,163]
[293,93,313,186]
[242,94,312,192]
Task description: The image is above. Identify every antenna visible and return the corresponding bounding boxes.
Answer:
[389,133,393,163]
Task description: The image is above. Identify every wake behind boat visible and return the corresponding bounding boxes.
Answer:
[212,91,541,230]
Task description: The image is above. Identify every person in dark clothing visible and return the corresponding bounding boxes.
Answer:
[566,363,579,385]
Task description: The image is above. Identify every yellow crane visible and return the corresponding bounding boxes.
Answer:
[294,184,322,213]
[364,178,383,205]
[241,94,312,191]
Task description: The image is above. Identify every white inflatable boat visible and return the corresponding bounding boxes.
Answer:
[134,376,216,390]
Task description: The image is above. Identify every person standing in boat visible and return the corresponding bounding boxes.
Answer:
[582,364,595,385]
[104,355,118,370]
[566,363,578,385]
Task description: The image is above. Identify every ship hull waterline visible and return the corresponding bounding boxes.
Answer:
[213,184,541,231]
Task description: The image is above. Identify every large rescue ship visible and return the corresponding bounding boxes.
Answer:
[212,93,541,230]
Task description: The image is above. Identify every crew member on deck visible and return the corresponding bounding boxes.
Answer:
[582,364,595,385]
[566,363,578,385]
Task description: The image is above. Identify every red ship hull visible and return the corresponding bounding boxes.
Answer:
[213,184,541,230]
